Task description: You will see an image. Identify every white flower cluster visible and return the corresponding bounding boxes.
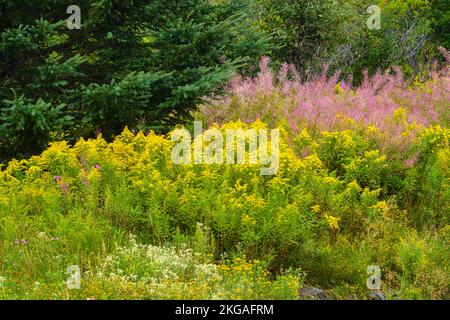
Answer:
[95,235,221,285]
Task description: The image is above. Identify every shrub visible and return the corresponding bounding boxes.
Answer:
[0,121,448,299]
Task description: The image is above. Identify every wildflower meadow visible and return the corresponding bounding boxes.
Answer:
[0,0,449,302]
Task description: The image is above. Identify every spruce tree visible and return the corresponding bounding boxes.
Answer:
[0,0,272,160]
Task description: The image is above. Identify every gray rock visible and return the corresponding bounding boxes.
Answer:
[368,290,387,300]
[298,286,330,300]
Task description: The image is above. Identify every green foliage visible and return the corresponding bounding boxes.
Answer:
[0,123,448,299]
[402,126,450,227]
[430,0,450,49]
[0,0,448,301]
[346,0,434,80]
[0,96,72,160]
[251,0,444,81]
[78,72,162,138]
[0,0,273,159]
[252,0,349,73]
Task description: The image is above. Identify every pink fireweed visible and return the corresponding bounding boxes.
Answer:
[199,51,449,152]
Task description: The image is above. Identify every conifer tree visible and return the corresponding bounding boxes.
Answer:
[0,0,272,160]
